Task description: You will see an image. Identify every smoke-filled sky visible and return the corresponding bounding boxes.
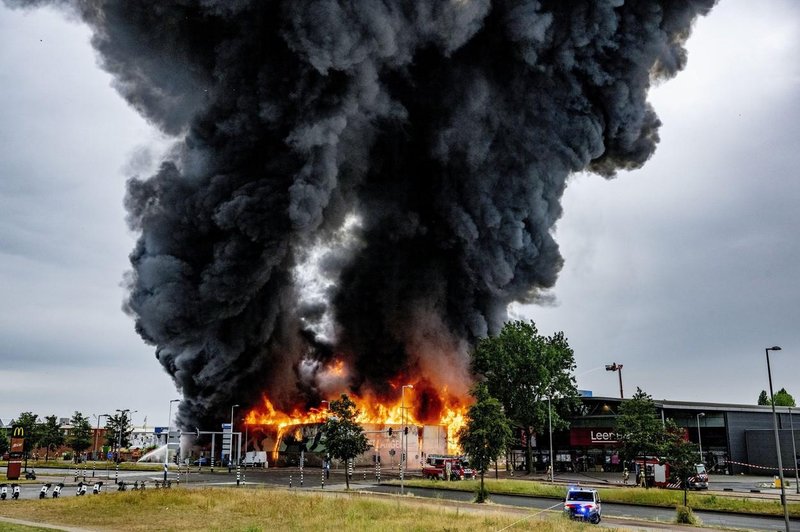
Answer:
[1,0,798,428]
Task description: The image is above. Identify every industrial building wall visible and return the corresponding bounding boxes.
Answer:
[359,424,448,470]
[745,429,800,473]
[726,411,774,473]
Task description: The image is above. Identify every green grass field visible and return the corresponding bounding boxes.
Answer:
[0,487,610,532]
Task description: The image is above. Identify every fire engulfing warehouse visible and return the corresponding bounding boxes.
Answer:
[4,0,717,431]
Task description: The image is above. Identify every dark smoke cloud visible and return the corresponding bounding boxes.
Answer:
[5,0,716,429]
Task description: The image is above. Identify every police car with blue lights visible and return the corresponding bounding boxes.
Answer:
[563,487,601,524]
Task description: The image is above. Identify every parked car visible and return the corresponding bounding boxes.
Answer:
[193,457,210,466]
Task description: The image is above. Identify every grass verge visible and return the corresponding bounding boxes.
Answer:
[0,487,610,532]
[394,478,800,517]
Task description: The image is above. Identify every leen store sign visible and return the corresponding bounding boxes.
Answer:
[570,428,622,446]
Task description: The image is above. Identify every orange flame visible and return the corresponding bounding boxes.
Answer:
[245,382,470,455]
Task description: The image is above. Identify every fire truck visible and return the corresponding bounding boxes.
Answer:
[422,455,475,480]
[634,457,709,490]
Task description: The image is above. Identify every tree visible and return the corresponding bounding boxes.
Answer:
[13,412,41,462]
[321,394,369,490]
[773,388,796,407]
[662,420,699,507]
[615,388,667,476]
[39,415,64,462]
[757,388,796,407]
[457,383,512,502]
[471,320,580,473]
[758,390,769,406]
[105,411,134,457]
[68,412,93,461]
[0,428,8,457]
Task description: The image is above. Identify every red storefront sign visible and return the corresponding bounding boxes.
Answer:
[570,428,622,446]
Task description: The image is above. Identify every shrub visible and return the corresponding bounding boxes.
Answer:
[474,485,490,503]
[675,505,701,525]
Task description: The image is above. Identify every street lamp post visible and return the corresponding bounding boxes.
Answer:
[401,384,413,495]
[165,399,180,483]
[114,409,136,459]
[241,418,249,457]
[114,409,136,484]
[230,404,239,466]
[765,345,790,532]
[789,406,799,495]
[547,395,554,482]
[92,414,108,461]
[92,414,108,477]
[605,363,624,399]
[696,413,705,463]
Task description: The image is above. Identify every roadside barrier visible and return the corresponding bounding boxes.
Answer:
[726,460,798,473]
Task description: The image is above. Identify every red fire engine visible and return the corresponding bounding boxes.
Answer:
[634,457,708,490]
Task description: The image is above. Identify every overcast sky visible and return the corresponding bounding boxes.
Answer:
[1,1,798,428]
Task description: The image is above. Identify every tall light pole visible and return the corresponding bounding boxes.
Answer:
[241,418,249,458]
[696,413,705,462]
[547,395,554,482]
[114,409,135,485]
[114,409,136,460]
[230,404,239,466]
[165,399,180,483]
[765,345,790,532]
[789,406,799,495]
[401,384,413,495]
[605,363,624,399]
[92,414,108,462]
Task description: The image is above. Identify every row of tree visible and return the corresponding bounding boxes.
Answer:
[320,317,764,501]
[456,321,704,504]
[757,388,795,407]
[0,410,136,462]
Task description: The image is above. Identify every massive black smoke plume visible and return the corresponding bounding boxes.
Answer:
[6,0,716,428]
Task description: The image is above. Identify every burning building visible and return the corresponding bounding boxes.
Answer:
[5,1,717,434]
[247,421,448,469]
[244,381,463,466]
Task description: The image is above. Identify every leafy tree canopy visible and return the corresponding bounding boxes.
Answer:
[758,388,796,407]
[0,427,8,456]
[471,320,579,472]
[105,411,134,450]
[322,394,369,490]
[773,388,796,407]
[661,419,699,506]
[68,411,93,457]
[615,387,667,463]
[457,383,512,502]
[40,415,65,461]
[757,390,769,406]
[13,412,41,456]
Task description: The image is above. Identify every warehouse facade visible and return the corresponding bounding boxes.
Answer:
[531,396,800,475]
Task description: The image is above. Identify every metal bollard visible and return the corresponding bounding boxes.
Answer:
[321,467,325,489]
[289,475,292,488]
[236,464,241,486]
[115,462,119,484]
